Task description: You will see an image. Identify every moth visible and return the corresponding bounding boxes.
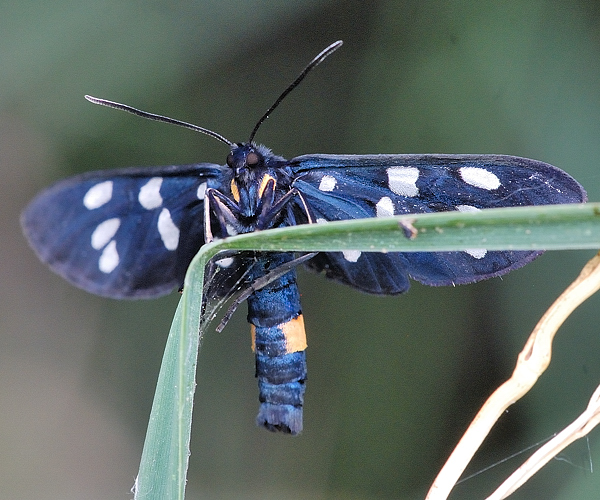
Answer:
[21,41,586,434]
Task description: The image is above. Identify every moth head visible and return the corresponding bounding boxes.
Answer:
[227,143,263,172]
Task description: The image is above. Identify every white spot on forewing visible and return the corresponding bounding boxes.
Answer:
[465,248,487,259]
[318,175,337,192]
[158,208,180,250]
[138,177,163,209]
[459,167,501,190]
[197,182,207,200]
[91,218,121,250]
[216,257,234,268]
[387,166,419,197]
[376,196,394,217]
[343,250,361,262]
[99,240,119,273]
[456,204,480,213]
[83,181,113,209]
[316,218,327,224]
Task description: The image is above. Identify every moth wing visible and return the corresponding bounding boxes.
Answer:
[22,163,227,298]
[290,154,585,294]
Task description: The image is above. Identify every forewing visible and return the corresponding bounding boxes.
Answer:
[22,163,227,298]
[290,154,586,294]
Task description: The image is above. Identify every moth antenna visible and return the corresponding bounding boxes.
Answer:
[247,40,343,143]
[84,95,234,146]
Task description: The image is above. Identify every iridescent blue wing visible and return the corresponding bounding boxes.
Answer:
[21,163,227,298]
[289,154,586,294]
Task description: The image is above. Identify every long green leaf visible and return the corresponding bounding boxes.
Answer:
[135,202,600,499]
[205,203,600,253]
[133,259,207,500]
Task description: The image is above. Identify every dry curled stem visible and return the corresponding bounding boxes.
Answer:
[426,252,600,500]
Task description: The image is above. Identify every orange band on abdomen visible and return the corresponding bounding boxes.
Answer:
[281,314,307,353]
[250,314,307,354]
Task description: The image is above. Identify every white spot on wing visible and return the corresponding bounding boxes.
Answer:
[216,257,234,268]
[99,240,119,273]
[456,204,480,213]
[83,181,113,209]
[459,167,500,190]
[455,205,486,258]
[91,218,121,250]
[343,250,361,262]
[138,177,163,209]
[158,208,180,250]
[197,182,207,200]
[465,248,487,259]
[376,196,394,217]
[388,166,419,197]
[316,218,328,224]
[318,175,337,192]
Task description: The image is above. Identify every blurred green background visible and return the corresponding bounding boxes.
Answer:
[3,1,600,498]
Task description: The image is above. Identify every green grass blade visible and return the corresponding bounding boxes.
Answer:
[210,203,600,253]
[133,249,213,500]
[135,202,600,499]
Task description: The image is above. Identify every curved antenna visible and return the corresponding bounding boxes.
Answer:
[247,40,343,143]
[84,95,233,146]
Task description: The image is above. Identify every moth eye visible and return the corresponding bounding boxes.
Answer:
[226,153,235,167]
[246,152,260,166]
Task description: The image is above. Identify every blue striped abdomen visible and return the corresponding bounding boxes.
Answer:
[246,252,307,435]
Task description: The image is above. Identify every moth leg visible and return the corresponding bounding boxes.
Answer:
[257,187,314,230]
[215,252,316,333]
[204,188,243,242]
[294,190,314,224]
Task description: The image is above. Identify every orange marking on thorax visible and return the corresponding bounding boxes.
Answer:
[258,174,276,199]
[230,179,240,202]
